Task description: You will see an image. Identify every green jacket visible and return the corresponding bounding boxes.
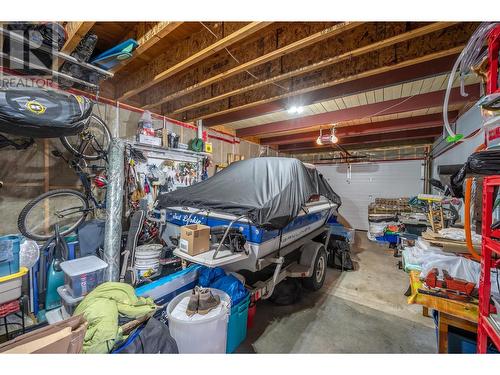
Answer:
[74,282,156,353]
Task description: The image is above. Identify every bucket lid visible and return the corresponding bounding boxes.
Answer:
[136,244,163,253]
[60,255,108,277]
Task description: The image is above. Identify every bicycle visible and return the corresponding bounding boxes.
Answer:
[17,117,111,241]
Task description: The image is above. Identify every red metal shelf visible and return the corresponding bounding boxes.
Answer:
[482,316,500,350]
[477,176,500,353]
[484,237,500,257]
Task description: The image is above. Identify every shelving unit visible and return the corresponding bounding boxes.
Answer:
[477,175,500,353]
[0,26,113,91]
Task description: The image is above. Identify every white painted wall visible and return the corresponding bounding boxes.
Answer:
[317,160,424,230]
[432,104,483,179]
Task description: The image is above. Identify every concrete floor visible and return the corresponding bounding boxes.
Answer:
[237,231,437,353]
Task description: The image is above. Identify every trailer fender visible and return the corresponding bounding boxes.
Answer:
[299,241,325,268]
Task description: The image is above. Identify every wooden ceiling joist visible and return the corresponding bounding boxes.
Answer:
[165,22,456,115]
[199,47,464,125]
[117,21,272,101]
[175,23,477,124]
[143,21,362,110]
[203,53,459,127]
[292,139,434,154]
[58,22,95,67]
[237,85,480,137]
[111,22,184,73]
[260,112,459,146]
[278,127,443,152]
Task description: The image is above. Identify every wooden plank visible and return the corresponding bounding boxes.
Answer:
[143,22,362,110]
[58,22,95,67]
[167,22,457,115]
[111,22,184,73]
[118,22,272,101]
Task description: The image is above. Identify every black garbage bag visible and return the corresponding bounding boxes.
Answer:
[268,278,302,306]
[450,150,500,198]
[115,318,179,354]
[327,238,354,271]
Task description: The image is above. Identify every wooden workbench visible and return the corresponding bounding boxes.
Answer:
[407,271,478,353]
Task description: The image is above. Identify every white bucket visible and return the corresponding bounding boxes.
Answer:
[166,289,230,353]
[135,244,162,276]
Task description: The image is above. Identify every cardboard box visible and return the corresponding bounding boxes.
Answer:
[0,315,87,354]
[179,224,210,256]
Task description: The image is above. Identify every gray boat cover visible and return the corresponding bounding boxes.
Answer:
[157,157,341,229]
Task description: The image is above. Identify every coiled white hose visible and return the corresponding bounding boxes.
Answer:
[443,22,498,142]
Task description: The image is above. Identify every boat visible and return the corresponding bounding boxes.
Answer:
[156,157,341,273]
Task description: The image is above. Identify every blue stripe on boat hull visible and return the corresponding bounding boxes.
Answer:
[165,208,332,244]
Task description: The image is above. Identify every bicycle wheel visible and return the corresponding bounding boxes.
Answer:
[60,115,111,160]
[18,189,90,241]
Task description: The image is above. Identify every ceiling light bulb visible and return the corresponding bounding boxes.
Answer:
[316,136,323,145]
[330,134,338,144]
[288,106,297,114]
[296,106,304,114]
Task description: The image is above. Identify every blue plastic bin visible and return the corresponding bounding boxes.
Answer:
[375,234,399,244]
[226,294,250,353]
[0,235,20,277]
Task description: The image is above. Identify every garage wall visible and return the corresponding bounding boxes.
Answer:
[431,104,483,179]
[0,101,265,236]
[317,160,424,230]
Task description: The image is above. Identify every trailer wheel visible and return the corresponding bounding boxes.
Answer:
[302,247,327,291]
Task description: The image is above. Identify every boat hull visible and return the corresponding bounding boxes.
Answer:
[163,201,337,271]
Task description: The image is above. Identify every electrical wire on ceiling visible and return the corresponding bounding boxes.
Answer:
[199,22,288,92]
[442,22,499,143]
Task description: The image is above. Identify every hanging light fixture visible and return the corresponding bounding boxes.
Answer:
[317,124,339,145]
[330,126,338,144]
[316,127,324,145]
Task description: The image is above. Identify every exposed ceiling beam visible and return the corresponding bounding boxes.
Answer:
[143,22,363,110]
[111,22,184,74]
[260,112,458,146]
[165,22,456,115]
[290,139,434,154]
[176,23,478,124]
[58,22,95,67]
[198,45,467,125]
[237,85,479,137]
[203,53,459,127]
[278,127,443,152]
[117,22,272,101]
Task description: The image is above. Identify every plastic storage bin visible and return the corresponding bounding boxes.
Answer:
[0,235,20,277]
[226,294,250,353]
[0,267,27,304]
[60,255,108,298]
[167,289,230,353]
[57,285,84,317]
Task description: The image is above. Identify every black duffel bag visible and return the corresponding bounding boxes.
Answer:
[0,88,93,138]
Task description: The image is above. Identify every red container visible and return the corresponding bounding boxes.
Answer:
[247,302,256,329]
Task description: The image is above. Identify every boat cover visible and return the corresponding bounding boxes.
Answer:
[157,157,341,230]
